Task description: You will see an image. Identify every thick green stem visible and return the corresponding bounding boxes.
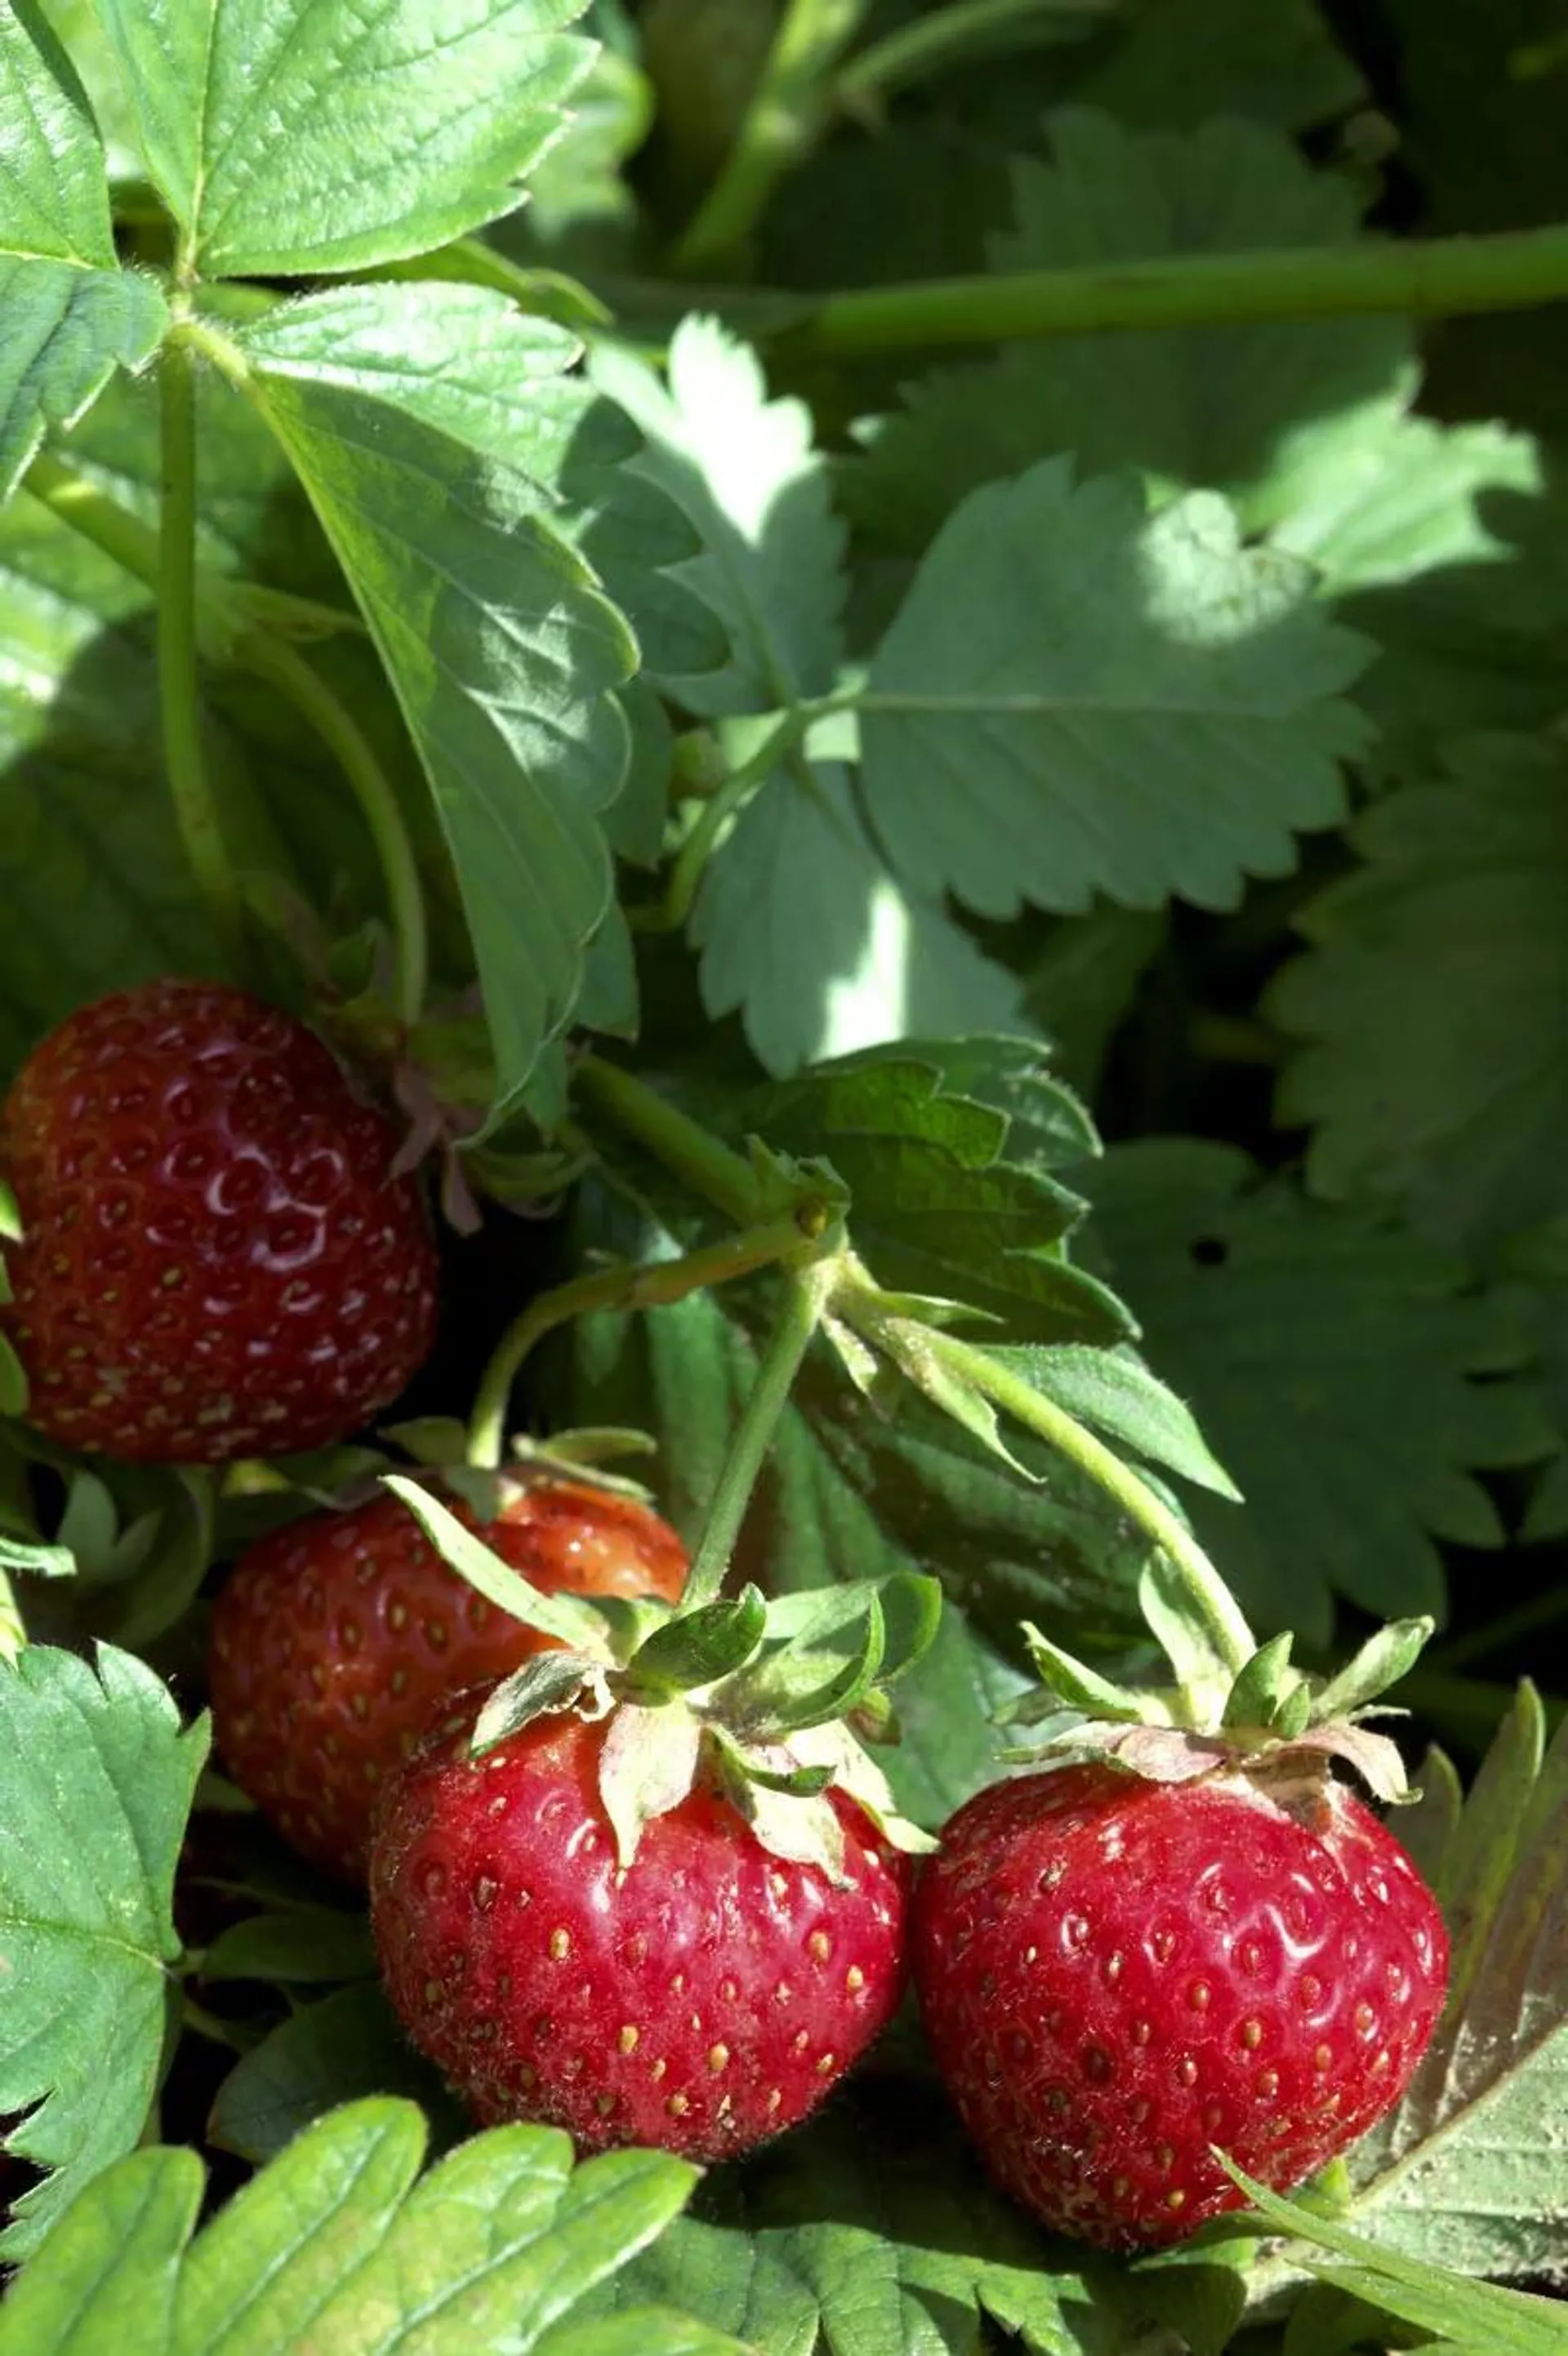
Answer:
[670,0,869,274]
[906,1325,1255,1676]
[572,1055,767,1228]
[835,0,1110,108]
[24,452,426,1024]
[785,220,1568,358]
[238,634,427,1025]
[467,1211,827,1469]
[682,1256,838,1609]
[159,335,248,968]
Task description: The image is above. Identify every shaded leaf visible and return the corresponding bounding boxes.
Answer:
[207,1984,465,2167]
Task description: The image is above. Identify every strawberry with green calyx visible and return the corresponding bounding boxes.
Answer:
[911,1562,1450,2252]
[369,1312,941,2162]
[209,1462,690,1878]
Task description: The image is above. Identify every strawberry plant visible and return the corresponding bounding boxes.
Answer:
[4,0,1568,2349]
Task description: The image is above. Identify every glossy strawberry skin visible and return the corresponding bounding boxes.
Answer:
[911,1764,1448,2250]
[1,981,439,1463]
[210,1480,688,1877]
[370,1706,910,2162]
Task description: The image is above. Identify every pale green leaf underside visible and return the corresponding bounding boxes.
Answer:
[238,345,636,1122]
[862,459,1372,924]
[1080,1140,1548,1641]
[0,1644,208,2258]
[1272,734,1568,1251]
[90,0,593,278]
[693,763,1028,1077]
[1349,1695,1568,2284]
[0,2097,733,2356]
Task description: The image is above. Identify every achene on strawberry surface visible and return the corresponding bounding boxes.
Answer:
[0,979,439,1463]
[369,1702,910,2162]
[210,1477,688,1877]
[912,1761,1449,2251]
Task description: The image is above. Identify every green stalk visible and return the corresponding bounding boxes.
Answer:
[467,1210,828,1469]
[24,452,427,1028]
[0,1570,22,1664]
[835,0,1111,109]
[670,0,870,275]
[681,1256,838,1609]
[785,220,1568,357]
[572,1054,767,1228]
[158,332,248,969]
[911,1325,1255,1676]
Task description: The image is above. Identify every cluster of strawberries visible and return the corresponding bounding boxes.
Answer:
[1,982,1450,2251]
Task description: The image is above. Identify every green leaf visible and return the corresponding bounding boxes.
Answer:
[0,1529,75,1580]
[1348,1686,1568,2282]
[630,1588,768,1691]
[743,1049,1133,1347]
[0,1642,208,2258]
[1080,1141,1550,1642]
[1071,0,1365,130]
[860,459,1371,924]
[1271,734,1568,1252]
[1221,1632,1303,1730]
[383,1477,611,1649]
[0,2097,730,2356]
[599,1699,702,1867]
[234,301,639,1120]
[998,1343,1240,1499]
[849,111,1406,554]
[207,1985,466,2168]
[198,1908,376,1986]
[1231,2169,1567,2354]
[689,762,1030,1078]
[1310,1619,1435,1724]
[0,1,167,501]
[91,0,594,279]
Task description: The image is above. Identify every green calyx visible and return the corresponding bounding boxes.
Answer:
[385,1475,940,1882]
[1002,1570,1435,1809]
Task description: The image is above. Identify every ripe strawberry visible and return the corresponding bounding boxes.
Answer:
[210,1478,688,1877]
[369,1702,910,2161]
[0,979,439,1463]
[911,1762,1448,2250]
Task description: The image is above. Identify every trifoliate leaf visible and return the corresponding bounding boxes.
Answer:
[848,110,1405,552]
[1072,0,1365,131]
[0,1643,207,2257]
[861,459,1371,925]
[234,308,638,1122]
[0,2098,730,2356]
[1349,1686,1568,2281]
[1271,734,1568,1251]
[1080,1142,1551,1641]
[0,2,167,504]
[198,1908,376,1987]
[91,0,594,278]
[208,1984,465,2167]
[689,762,1029,1077]
[743,1049,1132,1346]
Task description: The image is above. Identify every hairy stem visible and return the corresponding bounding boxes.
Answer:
[158,332,248,969]
[682,1256,838,1609]
[906,1325,1255,1675]
[836,0,1111,108]
[784,220,1568,357]
[572,1055,768,1228]
[467,1210,831,1469]
[670,0,869,274]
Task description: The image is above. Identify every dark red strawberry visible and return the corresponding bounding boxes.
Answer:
[911,1761,1448,2250]
[369,1702,910,2161]
[0,979,439,1463]
[210,1478,688,1877]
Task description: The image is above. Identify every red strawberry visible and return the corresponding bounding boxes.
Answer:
[911,1762,1448,2250]
[369,1702,910,2161]
[0,980,439,1463]
[210,1478,688,1877]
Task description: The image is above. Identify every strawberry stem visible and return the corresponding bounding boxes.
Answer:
[920,1328,1256,1678]
[682,1255,840,1610]
[0,1570,23,1663]
[572,1055,773,1227]
[466,1209,833,1469]
[158,328,251,974]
